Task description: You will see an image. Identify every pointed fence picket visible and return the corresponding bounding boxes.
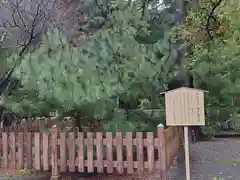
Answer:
[0,125,183,180]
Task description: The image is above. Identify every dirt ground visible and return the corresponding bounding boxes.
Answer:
[1,138,240,180]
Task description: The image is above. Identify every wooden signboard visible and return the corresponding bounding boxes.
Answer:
[164,87,206,126]
[161,87,207,180]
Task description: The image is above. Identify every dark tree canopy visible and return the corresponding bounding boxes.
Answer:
[167,71,194,90]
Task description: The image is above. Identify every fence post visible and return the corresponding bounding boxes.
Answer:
[51,125,60,180]
[157,123,167,180]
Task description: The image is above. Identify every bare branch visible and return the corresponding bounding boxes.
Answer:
[11,8,21,28]
[19,1,41,56]
[0,0,84,53]
[206,0,223,41]
[15,4,27,28]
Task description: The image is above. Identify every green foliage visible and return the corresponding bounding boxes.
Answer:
[3,0,239,137]
[179,0,240,135]
[2,0,175,131]
[212,178,224,180]
[17,169,37,175]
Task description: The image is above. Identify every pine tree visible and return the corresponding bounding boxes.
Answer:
[2,0,179,131]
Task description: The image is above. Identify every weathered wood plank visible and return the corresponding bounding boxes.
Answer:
[60,132,67,172]
[26,133,32,169]
[42,132,49,171]
[10,132,16,169]
[116,132,123,174]
[126,132,133,174]
[106,132,113,173]
[2,133,8,168]
[18,132,24,169]
[34,133,41,170]
[87,132,94,172]
[51,125,59,177]
[147,132,154,172]
[68,132,75,172]
[136,132,144,172]
[96,132,103,173]
[77,132,84,172]
[158,125,167,180]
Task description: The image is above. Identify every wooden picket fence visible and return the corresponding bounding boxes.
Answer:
[0,125,183,179]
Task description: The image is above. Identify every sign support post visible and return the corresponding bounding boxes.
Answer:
[184,126,190,180]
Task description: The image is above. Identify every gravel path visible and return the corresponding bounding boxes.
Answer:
[168,138,240,180]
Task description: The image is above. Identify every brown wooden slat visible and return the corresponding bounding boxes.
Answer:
[51,126,59,176]
[68,132,75,172]
[165,130,169,168]
[116,132,123,174]
[147,132,154,172]
[165,133,169,169]
[42,132,49,171]
[77,132,84,172]
[158,126,167,180]
[60,132,67,172]
[18,132,24,169]
[2,132,8,168]
[96,132,103,173]
[26,133,32,169]
[136,132,144,172]
[106,132,113,173]
[87,132,94,172]
[126,132,133,174]
[10,132,16,169]
[34,133,41,170]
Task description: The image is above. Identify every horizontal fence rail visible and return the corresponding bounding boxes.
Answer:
[0,124,183,179]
